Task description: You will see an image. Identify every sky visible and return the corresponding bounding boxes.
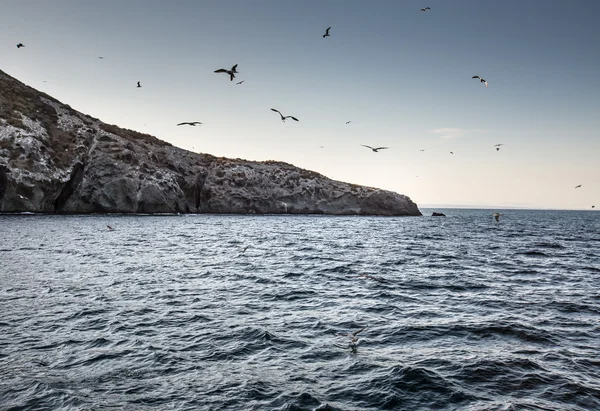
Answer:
[1,0,599,210]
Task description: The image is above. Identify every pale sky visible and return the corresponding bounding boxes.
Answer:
[1,0,599,209]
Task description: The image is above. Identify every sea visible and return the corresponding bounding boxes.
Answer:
[1,209,599,410]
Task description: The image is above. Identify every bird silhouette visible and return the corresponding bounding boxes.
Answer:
[236,80,245,85]
[107,225,114,231]
[450,151,454,154]
[493,213,502,222]
[472,75,488,88]
[137,81,141,88]
[323,27,331,38]
[420,7,431,11]
[214,64,238,81]
[346,121,352,124]
[420,149,425,152]
[98,56,104,59]
[177,122,202,126]
[16,43,24,48]
[361,145,388,152]
[575,185,582,189]
[495,144,504,151]
[271,108,299,122]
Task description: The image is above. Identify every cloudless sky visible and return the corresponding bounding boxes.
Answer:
[1,0,599,209]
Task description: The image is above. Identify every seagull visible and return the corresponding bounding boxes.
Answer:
[323,27,331,38]
[271,108,299,122]
[98,56,104,59]
[420,149,425,152]
[575,185,582,189]
[214,64,238,81]
[346,121,352,124]
[494,144,504,151]
[472,75,488,88]
[492,213,502,222]
[177,122,202,126]
[16,43,24,48]
[420,7,431,11]
[337,328,366,352]
[137,81,142,88]
[450,151,454,154]
[361,145,388,152]
[236,80,245,85]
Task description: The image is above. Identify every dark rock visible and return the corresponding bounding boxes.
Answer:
[0,69,421,216]
[432,212,446,217]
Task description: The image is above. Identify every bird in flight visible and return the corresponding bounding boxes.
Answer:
[593,205,596,209]
[420,149,425,152]
[420,7,431,11]
[107,225,114,231]
[361,145,388,152]
[16,43,24,48]
[271,108,299,122]
[494,144,504,151]
[177,122,202,126]
[492,213,502,222]
[472,75,488,88]
[450,151,454,154]
[137,81,142,88]
[574,185,582,189]
[236,80,245,85]
[214,64,238,81]
[98,56,104,59]
[323,27,331,38]
[346,121,352,124]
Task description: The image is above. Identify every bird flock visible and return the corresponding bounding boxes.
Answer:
[12,4,596,213]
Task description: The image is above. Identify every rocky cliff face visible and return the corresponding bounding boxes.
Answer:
[0,69,421,215]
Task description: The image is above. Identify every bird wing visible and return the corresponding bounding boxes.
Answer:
[229,72,235,81]
[271,108,282,115]
[177,123,189,126]
[426,7,430,10]
[472,76,480,79]
[231,64,238,73]
[352,328,366,337]
[192,122,202,125]
[214,69,228,73]
[288,116,299,122]
[326,27,331,34]
[361,145,374,150]
[375,147,389,150]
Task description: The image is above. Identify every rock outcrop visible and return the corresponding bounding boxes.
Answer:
[431,212,446,217]
[0,69,421,215]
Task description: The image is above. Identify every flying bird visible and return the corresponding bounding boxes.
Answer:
[593,205,596,209]
[492,213,502,222]
[236,80,245,85]
[361,145,388,152]
[450,151,454,154]
[420,7,431,11]
[346,121,352,124]
[98,56,104,59]
[337,328,366,352]
[574,185,582,189]
[420,149,425,152]
[107,225,114,231]
[137,81,141,88]
[177,122,202,126]
[214,64,238,81]
[494,144,504,151]
[323,27,331,38]
[472,75,488,88]
[271,108,299,122]
[16,43,24,48]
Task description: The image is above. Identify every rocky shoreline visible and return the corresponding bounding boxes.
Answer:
[0,69,421,216]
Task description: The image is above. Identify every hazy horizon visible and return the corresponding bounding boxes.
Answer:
[1,0,598,210]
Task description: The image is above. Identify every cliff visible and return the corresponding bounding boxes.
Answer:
[0,69,421,215]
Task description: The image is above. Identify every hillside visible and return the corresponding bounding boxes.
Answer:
[0,69,421,215]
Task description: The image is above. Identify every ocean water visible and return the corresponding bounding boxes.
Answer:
[1,209,599,410]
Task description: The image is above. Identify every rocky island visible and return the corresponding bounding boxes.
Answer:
[0,69,421,216]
